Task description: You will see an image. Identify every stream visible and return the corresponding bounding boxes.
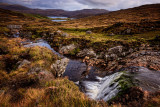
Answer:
[24,39,160,102]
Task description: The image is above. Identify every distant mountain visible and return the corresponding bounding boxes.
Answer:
[0,3,109,18]
[0,3,31,10]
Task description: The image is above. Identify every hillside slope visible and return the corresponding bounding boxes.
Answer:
[62,4,160,28]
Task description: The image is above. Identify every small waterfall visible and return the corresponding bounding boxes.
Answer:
[80,72,124,101]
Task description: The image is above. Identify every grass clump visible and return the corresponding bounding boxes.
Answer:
[0,36,59,89]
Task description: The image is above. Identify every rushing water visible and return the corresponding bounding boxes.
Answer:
[80,72,124,101]
[23,39,160,102]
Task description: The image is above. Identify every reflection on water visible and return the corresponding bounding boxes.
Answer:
[48,16,74,22]
[48,16,68,19]
[53,20,68,22]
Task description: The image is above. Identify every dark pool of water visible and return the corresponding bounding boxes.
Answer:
[63,59,107,82]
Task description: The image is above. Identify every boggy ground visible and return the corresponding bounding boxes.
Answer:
[0,6,160,106]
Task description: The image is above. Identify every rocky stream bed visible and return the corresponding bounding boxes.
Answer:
[22,39,160,102]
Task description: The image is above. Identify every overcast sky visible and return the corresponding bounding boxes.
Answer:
[0,0,160,10]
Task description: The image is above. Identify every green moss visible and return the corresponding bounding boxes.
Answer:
[69,48,81,55]
[108,72,136,103]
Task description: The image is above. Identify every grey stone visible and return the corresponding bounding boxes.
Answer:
[59,44,77,54]
[51,58,69,77]
[108,46,123,55]
[86,30,92,34]
[77,48,96,58]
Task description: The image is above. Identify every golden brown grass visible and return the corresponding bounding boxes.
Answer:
[61,4,160,28]
[0,78,107,107]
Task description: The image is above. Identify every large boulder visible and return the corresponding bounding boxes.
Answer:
[77,48,96,58]
[59,44,77,54]
[51,58,69,77]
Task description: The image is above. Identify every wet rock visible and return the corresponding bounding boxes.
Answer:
[51,58,69,77]
[59,44,77,54]
[77,48,96,58]
[81,66,160,103]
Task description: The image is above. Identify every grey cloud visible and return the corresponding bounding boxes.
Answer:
[76,0,160,10]
[0,0,160,10]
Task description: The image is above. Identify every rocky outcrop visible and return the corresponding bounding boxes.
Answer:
[104,46,129,62]
[51,58,69,77]
[101,45,160,71]
[27,58,69,81]
[77,48,96,58]
[123,50,160,71]
[59,44,77,54]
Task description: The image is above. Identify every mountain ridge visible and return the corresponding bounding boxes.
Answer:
[0,3,109,18]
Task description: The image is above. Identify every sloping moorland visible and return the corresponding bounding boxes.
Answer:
[0,3,160,107]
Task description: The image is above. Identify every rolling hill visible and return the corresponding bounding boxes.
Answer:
[62,4,160,28]
[0,3,109,18]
